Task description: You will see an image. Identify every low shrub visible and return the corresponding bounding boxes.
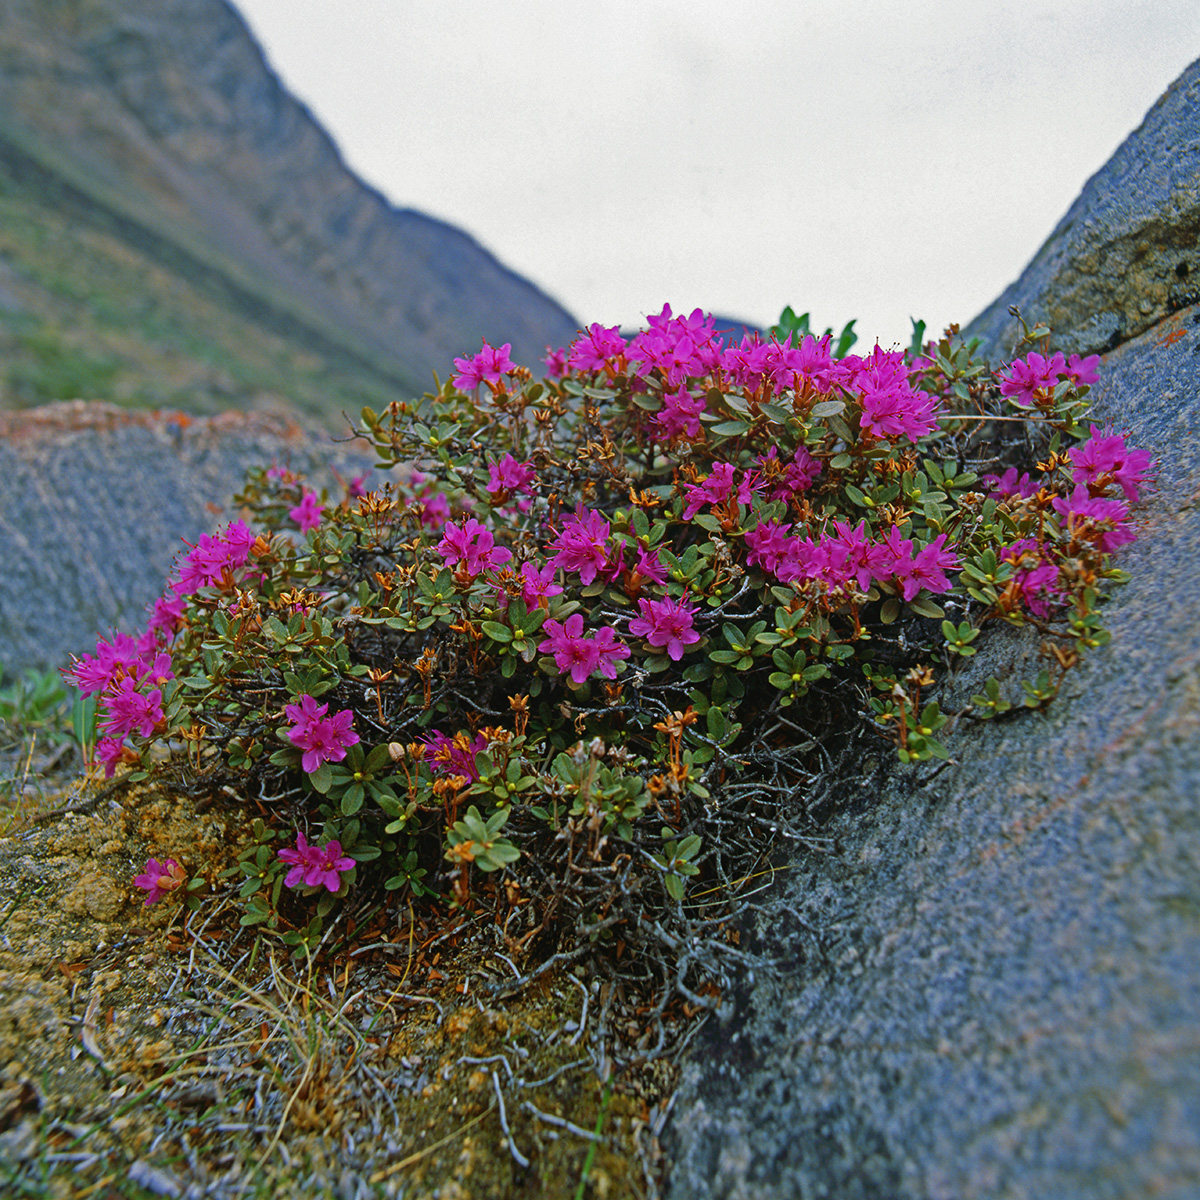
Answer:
[63,304,1151,1015]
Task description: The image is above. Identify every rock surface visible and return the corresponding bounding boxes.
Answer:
[967,57,1200,361]
[666,62,1200,1200]
[0,401,368,679]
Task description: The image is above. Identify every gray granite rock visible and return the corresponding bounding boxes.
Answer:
[966,58,1200,361]
[0,401,369,680]
[665,249,1200,1200]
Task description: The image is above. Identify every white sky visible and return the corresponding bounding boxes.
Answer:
[233,0,1199,350]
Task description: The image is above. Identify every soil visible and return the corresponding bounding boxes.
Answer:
[0,773,680,1198]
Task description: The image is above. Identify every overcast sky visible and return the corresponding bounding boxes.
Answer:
[233,0,1198,351]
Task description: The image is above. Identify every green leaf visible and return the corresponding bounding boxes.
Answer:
[710,419,751,437]
[811,400,845,418]
[308,762,333,794]
[907,596,945,619]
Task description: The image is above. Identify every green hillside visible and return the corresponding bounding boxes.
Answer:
[0,123,413,425]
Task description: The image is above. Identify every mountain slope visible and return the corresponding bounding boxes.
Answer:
[0,0,579,420]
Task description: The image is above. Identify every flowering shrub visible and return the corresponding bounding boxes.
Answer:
[66,306,1149,968]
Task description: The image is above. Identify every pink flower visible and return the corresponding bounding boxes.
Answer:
[543,346,569,377]
[906,535,961,599]
[681,462,752,519]
[452,341,515,390]
[721,335,773,390]
[568,323,627,373]
[998,351,1067,406]
[1052,486,1136,553]
[425,730,488,781]
[1066,353,1101,386]
[149,591,187,637]
[64,632,143,696]
[744,519,794,575]
[437,518,513,576]
[170,519,258,598]
[100,678,165,740]
[289,491,324,533]
[1069,427,1153,502]
[283,694,360,773]
[628,305,722,386]
[849,347,940,442]
[628,595,701,661]
[133,858,187,906]
[879,529,959,601]
[654,388,707,441]
[518,561,563,608]
[548,507,612,585]
[776,536,823,585]
[94,736,129,779]
[1002,538,1063,618]
[539,613,600,684]
[984,467,1040,500]
[591,626,631,680]
[277,833,355,893]
[486,453,537,497]
[629,546,668,588]
[223,520,257,566]
[825,520,893,592]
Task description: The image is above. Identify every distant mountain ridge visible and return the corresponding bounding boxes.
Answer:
[0,0,579,420]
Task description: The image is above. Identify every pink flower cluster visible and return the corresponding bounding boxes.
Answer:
[681,462,753,520]
[849,347,940,442]
[65,632,172,776]
[437,518,513,576]
[1068,426,1153,502]
[66,520,271,777]
[278,832,355,893]
[171,520,258,599]
[547,507,618,585]
[555,304,941,447]
[283,694,360,774]
[486,453,536,497]
[452,341,516,391]
[744,518,960,601]
[538,613,630,683]
[994,426,1150,615]
[998,351,1101,406]
[1001,537,1064,618]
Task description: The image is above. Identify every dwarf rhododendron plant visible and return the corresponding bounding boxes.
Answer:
[63,303,1150,964]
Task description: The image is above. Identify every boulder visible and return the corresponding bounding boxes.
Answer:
[0,401,368,680]
[968,58,1200,361]
[666,66,1200,1200]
